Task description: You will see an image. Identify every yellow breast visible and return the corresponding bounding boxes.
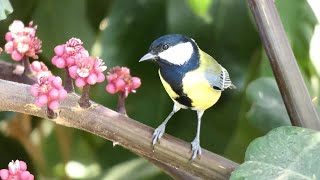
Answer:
[182,70,221,111]
[158,70,189,109]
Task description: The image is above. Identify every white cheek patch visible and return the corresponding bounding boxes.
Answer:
[158,42,193,65]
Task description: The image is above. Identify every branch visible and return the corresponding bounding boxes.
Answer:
[248,0,320,129]
[0,79,238,179]
[0,61,35,84]
[0,60,199,179]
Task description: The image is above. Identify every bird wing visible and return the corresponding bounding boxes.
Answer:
[201,50,235,91]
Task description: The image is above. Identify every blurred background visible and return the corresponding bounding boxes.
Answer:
[0,0,319,179]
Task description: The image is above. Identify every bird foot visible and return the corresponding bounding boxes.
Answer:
[152,124,166,145]
[190,138,202,161]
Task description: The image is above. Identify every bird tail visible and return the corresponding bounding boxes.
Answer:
[229,83,237,89]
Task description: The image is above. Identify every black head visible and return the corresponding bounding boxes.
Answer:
[139,34,198,66]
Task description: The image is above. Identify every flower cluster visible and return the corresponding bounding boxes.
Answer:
[30,61,52,78]
[69,56,107,88]
[0,160,34,180]
[106,66,141,97]
[31,75,68,110]
[4,20,42,61]
[51,38,89,68]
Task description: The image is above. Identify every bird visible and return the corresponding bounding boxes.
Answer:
[139,34,235,160]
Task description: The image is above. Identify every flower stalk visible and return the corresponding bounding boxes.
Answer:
[78,84,91,108]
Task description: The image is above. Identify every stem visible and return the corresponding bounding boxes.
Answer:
[78,84,91,108]
[248,0,320,129]
[47,106,57,119]
[117,92,127,115]
[64,68,74,93]
[0,80,238,179]
[22,56,33,76]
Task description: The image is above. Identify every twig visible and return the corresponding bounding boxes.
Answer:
[0,79,238,179]
[64,67,74,93]
[117,92,127,115]
[0,61,35,84]
[22,57,33,76]
[78,84,91,108]
[248,0,320,129]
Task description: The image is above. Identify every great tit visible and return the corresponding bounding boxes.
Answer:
[139,34,235,160]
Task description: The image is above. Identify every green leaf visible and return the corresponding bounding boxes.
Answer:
[31,0,95,60]
[0,0,13,21]
[231,126,320,180]
[100,158,161,180]
[246,77,291,132]
[186,0,213,22]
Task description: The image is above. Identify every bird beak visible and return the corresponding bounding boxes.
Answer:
[139,53,158,62]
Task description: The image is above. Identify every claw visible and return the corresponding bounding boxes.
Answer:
[152,124,166,145]
[190,138,202,161]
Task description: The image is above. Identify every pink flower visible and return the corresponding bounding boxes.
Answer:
[30,61,52,78]
[51,38,89,68]
[106,66,141,97]
[0,160,34,180]
[68,56,107,88]
[30,75,68,110]
[4,20,42,61]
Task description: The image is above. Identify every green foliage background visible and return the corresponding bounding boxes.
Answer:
[0,0,319,179]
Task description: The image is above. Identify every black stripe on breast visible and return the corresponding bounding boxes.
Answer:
[158,44,199,107]
[175,95,192,107]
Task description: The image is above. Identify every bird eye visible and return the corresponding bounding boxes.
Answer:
[162,44,169,50]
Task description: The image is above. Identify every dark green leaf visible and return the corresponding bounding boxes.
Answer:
[31,0,95,60]
[231,126,320,180]
[246,77,291,132]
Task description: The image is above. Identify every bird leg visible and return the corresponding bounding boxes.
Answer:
[191,110,204,160]
[152,104,180,145]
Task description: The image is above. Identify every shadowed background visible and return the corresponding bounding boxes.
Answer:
[0,0,319,179]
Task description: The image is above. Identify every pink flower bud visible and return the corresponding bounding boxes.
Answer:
[31,61,41,72]
[96,73,105,82]
[58,89,68,100]
[11,50,23,61]
[38,95,48,105]
[68,66,78,78]
[4,41,14,53]
[105,66,141,97]
[31,75,67,110]
[54,45,65,56]
[18,161,27,171]
[115,79,125,90]
[35,99,45,107]
[52,76,62,88]
[5,20,42,61]
[0,160,34,180]
[55,57,66,68]
[20,171,31,180]
[49,101,59,110]
[106,83,117,94]
[131,77,141,89]
[51,56,58,65]
[0,169,9,179]
[87,73,97,85]
[66,57,75,66]
[5,32,12,41]
[75,78,86,88]
[49,89,59,100]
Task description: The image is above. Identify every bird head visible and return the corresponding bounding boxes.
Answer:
[139,34,197,67]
